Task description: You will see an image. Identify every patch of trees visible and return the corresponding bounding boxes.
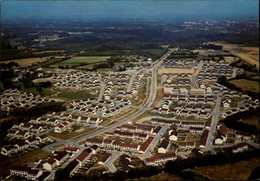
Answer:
[10,101,66,119]
[201,43,223,50]
[164,150,259,176]
[217,76,259,99]
[220,107,259,135]
[248,166,260,180]
[238,63,258,73]
[92,62,114,71]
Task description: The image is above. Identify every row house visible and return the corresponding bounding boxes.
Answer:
[199,130,209,149]
[189,127,203,134]
[144,152,177,166]
[120,154,134,172]
[235,131,251,141]
[10,165,42,180]
[139,136,154,153]
[98,152,112,165]
[64,159,80,176]
[178,141,195,150]
[181,121,205,129]
[1,145,16,156]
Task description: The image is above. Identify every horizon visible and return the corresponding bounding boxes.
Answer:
[1,0,259,22]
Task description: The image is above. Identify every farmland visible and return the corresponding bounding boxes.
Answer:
[228,79,259,93]
[52,56,110,67]
[1,57,51,66]
[210,42,259,67]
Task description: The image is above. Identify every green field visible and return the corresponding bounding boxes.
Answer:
[53,89,97,100]
[55,56,110,66]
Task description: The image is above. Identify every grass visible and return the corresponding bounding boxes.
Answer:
[239,116,259,129]
[51,144,65,149]
[53,89,96,100]
[1,148,51,179]
[23,86,56,97]
[187,157,260,180]
[150,88,163,108]
[134,172,182,180]
[130,110,154,124]
[48,127,97,140]
[228,79,259,93]
[54,56,110,66]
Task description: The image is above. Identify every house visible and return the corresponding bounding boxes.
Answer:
[43,158,58,170]
[76,149,92,166]
[1,145,16,156]
[98,152,112,165]
[214,123,227,145]
[16,131,31,139]
[37,134,51,143]
[235,131,251,141]
[119,154,133,172]
[158,138,170,153]
[64,159,80,176]
[169,130,178,141]
[53,151,70,165]
[63,147,80,153]
[7,129,19,137]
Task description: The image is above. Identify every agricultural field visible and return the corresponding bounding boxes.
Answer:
[228,79,259,93]
[53,56,110,67]
[187,157,259,180]
[1,57,51,66]
[210,42,259,67]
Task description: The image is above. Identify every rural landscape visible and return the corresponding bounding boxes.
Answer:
[0,1,259,180]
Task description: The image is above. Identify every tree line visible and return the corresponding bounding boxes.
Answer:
[220,107,259,135]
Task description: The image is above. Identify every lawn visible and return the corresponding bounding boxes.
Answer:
[187,157,259,180]
[150,88,163,108]
[55,56,110,66]
[53,89,96,100]
[228,79,259,93]
[1,149,51,179]
[48,127,97,140]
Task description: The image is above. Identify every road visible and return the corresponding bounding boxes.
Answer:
[205,95,222,151]
[41,50,174,172]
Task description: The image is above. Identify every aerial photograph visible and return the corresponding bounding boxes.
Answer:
[0,0,259,180]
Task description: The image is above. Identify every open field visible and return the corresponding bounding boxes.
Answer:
[53,56,110,66]
[1,57,51,66]
[33,50,65,55]
[228,79,259,93]
[239,116,259,129]
[1,149,51,179]
[48,127,97,140]
[187,157,259,180]
[52,89,98,100]
[210,42,259,67]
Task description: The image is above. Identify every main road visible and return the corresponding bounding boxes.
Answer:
[70,50,173,146]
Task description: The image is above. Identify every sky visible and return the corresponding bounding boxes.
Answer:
[1,0,259,21]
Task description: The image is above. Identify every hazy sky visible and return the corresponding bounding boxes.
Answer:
[1,0,259,21]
